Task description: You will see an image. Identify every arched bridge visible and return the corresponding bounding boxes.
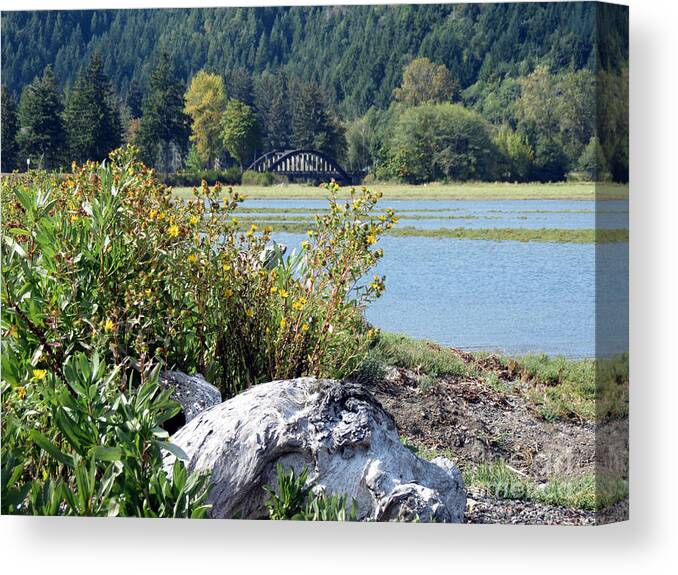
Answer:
[247,149,357,185]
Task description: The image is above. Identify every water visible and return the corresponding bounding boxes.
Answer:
[246,198,628,359]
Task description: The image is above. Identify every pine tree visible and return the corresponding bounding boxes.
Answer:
[138,54,191,171]
[254,71,290,152]
[290,81,345,159]
[1,85,19,172]
[64,53,122,163]
[17,66,66,170]
[126,80,143,118]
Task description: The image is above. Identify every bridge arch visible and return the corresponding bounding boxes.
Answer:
[247,149,353,184]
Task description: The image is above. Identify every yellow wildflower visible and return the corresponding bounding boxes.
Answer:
[280,318,287,329]
[32,369,47,381]
[246,308,254,318]
[246,224,257,237]
[189,215,200,226]
[366,234,377,245]
[279,289,289,298]
[270,285,278,294]
[302,323,309,332]
[70,214,79,223]
[300,241,309,249]
[232,217,239,226]
[224,288,234,297]
[292,297,307,311]
[187,254,197,264]
[307,230,314,238]
[104,319,114,333]
[17,386,27,399]
[264,225,273,234]
[167,224,180,238]
[150,209,158,219]
[223,263,232,272]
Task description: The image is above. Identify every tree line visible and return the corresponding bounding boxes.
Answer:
[1,3,628,182]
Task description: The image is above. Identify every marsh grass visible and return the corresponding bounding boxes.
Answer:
[232,221,628,243]
[173,181,629,201]
[403,440,628,512]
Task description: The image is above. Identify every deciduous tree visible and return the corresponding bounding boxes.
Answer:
[185,70,228,168]
[221,98,258,171]
[394,57,460,106]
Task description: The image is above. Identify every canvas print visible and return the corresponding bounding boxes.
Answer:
[0,2,628,524]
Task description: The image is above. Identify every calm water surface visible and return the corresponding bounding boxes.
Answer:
[249,198,628,359]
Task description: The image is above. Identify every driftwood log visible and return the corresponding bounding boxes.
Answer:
[164,377,465,522]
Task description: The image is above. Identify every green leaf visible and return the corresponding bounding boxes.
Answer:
[154,440,189,462]
[29,430,75,467]
[89,446,123,462]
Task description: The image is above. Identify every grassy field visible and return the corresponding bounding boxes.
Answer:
[173,181,629,201]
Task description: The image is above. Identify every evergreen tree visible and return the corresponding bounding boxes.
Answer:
[225,68,254,107]
[1,85,19,172]
[254,71,290,152]
[126,80,143,118]
[17,66,66,170]
[138,54,191,170]
[64,54,122,163]
[290,81,345,159]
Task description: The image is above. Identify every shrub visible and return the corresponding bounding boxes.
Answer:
[1,146,394,514]
[241,170,281,186]
[162,167,241,187]
[1,352,211,516]
[2,147,394,397]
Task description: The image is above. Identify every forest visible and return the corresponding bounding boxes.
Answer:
[1,3,628,182]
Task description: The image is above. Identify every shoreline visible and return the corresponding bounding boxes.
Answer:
[360,331,629,524]
[172,181,629,201]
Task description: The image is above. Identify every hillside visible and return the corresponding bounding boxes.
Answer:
[1,3,627,117]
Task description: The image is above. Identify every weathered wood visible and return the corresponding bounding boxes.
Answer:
[163,377,466,522]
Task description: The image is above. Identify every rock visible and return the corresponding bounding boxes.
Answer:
[164,377,465,522]
[159,371,221,431]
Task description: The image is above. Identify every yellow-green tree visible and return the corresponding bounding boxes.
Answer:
[185,70,228,168]
[394,57,459,106]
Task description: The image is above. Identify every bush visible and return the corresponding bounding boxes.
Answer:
[264,463,358,521]
[162,167,241,187]
[1,146,394,515]
[2,145,394,397]
[1,352,211,516]
[241,170,282,186]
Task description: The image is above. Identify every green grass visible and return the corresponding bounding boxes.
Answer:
[502,353,628,422]
[402,441,628,512]
[463,462,627,511]
[172,181,629,201]
[371,332,475,378]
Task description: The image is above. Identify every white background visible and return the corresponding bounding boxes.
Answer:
[1,0,676,572]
